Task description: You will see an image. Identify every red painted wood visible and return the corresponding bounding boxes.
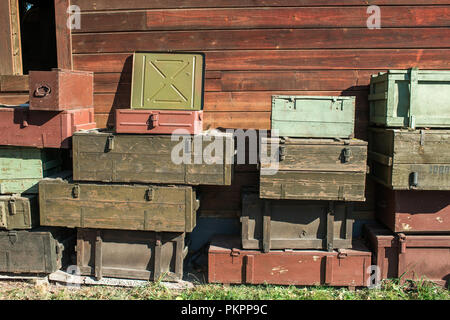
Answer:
[375,184,450,233]
[208,235,371,286]
[0,106,97,148]
[71,0,450,11]
[364,224,450,287]
[73,50,450,73]
[29,69,93,111]
[115,109,203,134]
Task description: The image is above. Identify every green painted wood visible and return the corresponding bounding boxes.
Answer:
[368,128,450,190]
[131,52,204,110]
[369,68,450,129]
[0,147,62,194]
[39,178,199,232]
[0,195,38,230]
[72,129,234,186]
[271,95,355,138]
[260,137,367,201]
[0,228,75,274]
[241,193,354,251]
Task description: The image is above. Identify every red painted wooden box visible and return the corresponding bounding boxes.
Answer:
[29,69,94,111]
[0,106,96,149]
[364,224,450,287]
[375,184,450,233]
[115,109,203,134]
[208,235,372,287]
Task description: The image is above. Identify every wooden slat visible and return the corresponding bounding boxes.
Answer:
[55,0,73,69]
[71,0,450,11]
[74,7,450,33]
[73,49,450,73]
[0,75,29,92]
[0,93,29,105]
[72,28,450,54]
[0,0,22,75]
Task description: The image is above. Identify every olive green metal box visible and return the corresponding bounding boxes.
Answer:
[271,95,356,139]
[131,52,205,110]
[369,68,450,129]
[0,147,62,194]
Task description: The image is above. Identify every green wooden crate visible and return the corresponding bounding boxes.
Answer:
[131,52,204,110]
[0,194,38,230]
[368,128,450,190]
[271,95,355,138]
[369,68,450,129]
[39,179,199,233]
[0,147,62,194]
[0,227,75,274]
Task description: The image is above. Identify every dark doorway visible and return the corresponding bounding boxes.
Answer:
[19,0,58,74]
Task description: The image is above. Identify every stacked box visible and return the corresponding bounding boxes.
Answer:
[209,94,372,287]
[367,68,450,286]
[0,69,94,275]
[39,53,236,281]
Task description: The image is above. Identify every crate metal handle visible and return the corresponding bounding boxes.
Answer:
[34,85,51,98]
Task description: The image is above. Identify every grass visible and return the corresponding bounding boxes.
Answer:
[0,278,448,300]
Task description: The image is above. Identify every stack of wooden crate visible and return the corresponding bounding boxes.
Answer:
[0,69,96,275]
[365,68,450,287]
[209,95,372,287]
[38,52,234,281]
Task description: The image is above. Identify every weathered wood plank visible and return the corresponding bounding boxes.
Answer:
[73,7,450,32]
[55,0,73,69]
[0,75,29,92]
[73,50,450,72]
[72,28,450,53]
[71,0,450,11]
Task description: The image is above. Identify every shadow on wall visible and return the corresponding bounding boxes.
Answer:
[107,55,134,129]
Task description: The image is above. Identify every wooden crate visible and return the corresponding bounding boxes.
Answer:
[260,137,367,201]
[369,68,450,129]
[0,147,62,194]
[241,193,354,252]
[29,68,93,111]
[72,129,234,186]
[364,224,450,287]
[76,229,186,281]
[0,194,38,230]
[271,95,355,138]
[375,183,450,233]
[368,128,450,190]
[39,179,199,233]
[0,228,75,274]
[208,235,371,287]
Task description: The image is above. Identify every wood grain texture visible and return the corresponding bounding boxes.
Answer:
[72,29,450,54]
[72,7,450,32]
[71,1,450,11]
[73,50,450,73]
[55,0,73,69]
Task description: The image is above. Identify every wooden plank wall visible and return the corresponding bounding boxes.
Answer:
[62,1,450,218]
